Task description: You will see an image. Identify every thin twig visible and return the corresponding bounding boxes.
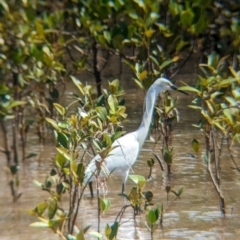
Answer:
[170,47,193,79]
[226,136,240,172]
[115,204,131,223]
[152,152,164,171]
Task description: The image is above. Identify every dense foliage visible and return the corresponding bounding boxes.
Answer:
[0,0,239,239]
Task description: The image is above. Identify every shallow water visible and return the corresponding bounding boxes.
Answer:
[1,76,240,240]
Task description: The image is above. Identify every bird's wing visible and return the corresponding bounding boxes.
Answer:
[84,132,140,182]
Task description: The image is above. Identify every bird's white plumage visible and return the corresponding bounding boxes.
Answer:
[85,131,140,184]
[84,77,180,194]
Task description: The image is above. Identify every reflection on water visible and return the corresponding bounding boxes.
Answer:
[1,78,240,240]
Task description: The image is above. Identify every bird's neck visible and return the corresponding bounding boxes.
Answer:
[136,87,159,148]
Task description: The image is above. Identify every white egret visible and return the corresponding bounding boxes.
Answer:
[84,77,187,197]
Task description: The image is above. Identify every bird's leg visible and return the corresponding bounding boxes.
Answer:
[121,183,125,194]
[89,181,94,197]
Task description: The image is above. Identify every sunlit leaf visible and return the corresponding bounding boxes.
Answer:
[216,78,236,87]
[129,174,145,184]
[144,29,155,38]
[188,105,202,110]
[105,224,111,238]
[139,70,147,81]
[76,230,85,240]
[222,107,234,125]
[56,147,72,161]
[8,101,27,109]
[30,222,49,228]
[178,86,201,94]
[36,201,48,215]
[33,180,42,188]
[108,94,118,114]
[225,96,238,106]
[55,152,66,169]
[160,59,173,70]
[45,118,59,129]
[71,76,84,95]
[89,231,103,238]
[62,182,70,190]
[99,197,110,214]
[229,66,240,81]
[96,106,107,121]
[53,103,65,116]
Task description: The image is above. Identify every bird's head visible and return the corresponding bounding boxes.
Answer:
[153,77,188,95]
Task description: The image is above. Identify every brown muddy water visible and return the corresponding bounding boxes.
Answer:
[1,74,240,240]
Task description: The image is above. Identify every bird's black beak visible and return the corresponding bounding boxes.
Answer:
[171,85,188,95]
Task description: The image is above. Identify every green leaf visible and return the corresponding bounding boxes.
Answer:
[93,139,102,151]
[148,209,156,224]
[103,31,111,44]
[45,118,59,129]
[139,70,147,81]
[96,106,107,122]
[76,230,85,240]
[56,147,72,161]
[111,131,125,142]
[26,153,38,159]
[129,174,145,184]
[8,100,27,109]
[10,165,19,174]
[109,79,120,94]
[30,222,49,228]
[207,52,219,68]
[33,180,43,187]
[62,182,70,190]
[77,163,85,183]
[160,59,173,70]
[108,94,118,114]
[71,76,84,95]
[0,0,9,13]
[48,198,57,219]
[55,131,68,148]
[178,86,201,94]
[144,29,155,38]
[225,96,238,106]
[154,208,159,221]
[66,234,76,240]
[229,66,240,81]
[99,197,110,214]
[188,105,202,110]
[55,153,66,169]
[109,222,119,240]
[216,78,237,87]
[222,107,234,124]
[53,103,65,116]
[147,158,154,167]
[103,133,112,146]
[105,224,112,238]
[177,187,184,196]
[36,201,48,215]
[180,10,194,27]
[192,139,199,153]
[89,231,103,238]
